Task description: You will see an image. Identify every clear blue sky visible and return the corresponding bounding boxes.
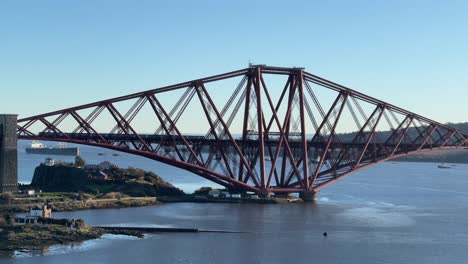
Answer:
[1,0,468,126]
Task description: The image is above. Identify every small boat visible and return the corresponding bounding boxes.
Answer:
[437,164,450,169]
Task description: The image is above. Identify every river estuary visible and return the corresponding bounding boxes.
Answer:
[2,142,468,263]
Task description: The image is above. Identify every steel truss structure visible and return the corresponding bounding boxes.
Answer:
[17,66,468,196]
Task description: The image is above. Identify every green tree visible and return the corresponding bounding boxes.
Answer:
[74,156,86,167]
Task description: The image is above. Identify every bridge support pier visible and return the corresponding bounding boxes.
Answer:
[0,114,18,193]
[299,191,317,202]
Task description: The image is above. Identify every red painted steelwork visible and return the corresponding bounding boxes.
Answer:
[17,66,468,195]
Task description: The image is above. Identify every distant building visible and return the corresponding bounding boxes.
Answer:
[44,158,55,166]
[88,171,109,181]
[27,190,35,196]
[85,161,115,171]
[30,204,52,218]
[42,158,65,166]
[85,161,114,181]
[230,193,241,199]
[98,161,115,170]
[208,189,220,197]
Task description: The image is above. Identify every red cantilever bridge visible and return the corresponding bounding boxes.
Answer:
[17,65,468,199]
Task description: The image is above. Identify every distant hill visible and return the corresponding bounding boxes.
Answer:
[331,122,468,163]
[446,122,468,133]
[335,122,468,143]
[395,122,468,163]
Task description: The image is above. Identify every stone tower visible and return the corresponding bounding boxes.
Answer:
[0,114,18,193]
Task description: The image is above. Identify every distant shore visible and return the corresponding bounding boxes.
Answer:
[395,148,468,164]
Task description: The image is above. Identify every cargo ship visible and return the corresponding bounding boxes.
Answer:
[25,141,80,156]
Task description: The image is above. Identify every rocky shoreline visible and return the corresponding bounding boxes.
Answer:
[0,225,104,251]
[0,225,146,252]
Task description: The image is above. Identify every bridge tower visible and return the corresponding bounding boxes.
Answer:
[0,114,18,193]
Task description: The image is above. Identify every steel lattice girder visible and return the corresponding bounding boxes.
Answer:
[17,66,468,195]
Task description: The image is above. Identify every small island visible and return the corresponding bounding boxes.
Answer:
[0,157,185,250]
[0,209,143,251]
[1,157,185,213]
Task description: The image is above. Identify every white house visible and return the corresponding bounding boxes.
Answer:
[208,189,221,197]
[44,158,55,166]
[230,193,242,199]
[30,205,52,218]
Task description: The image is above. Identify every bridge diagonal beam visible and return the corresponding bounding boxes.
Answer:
[454,131,467,146]
[195,81,258,187]
[416,124,437,151]
[195,86,236,180]
[333,104,383,170]
[47,113,69,131]
[238,75,253,182]
[72,106,105,134]
[110,96,147,135]
[280,77,297,186]
[17,118,38,137]
[154,87,193,135]
[389,116,414,156]
[147,94,197,163]
[432,126,448,146]
[106,103,152,152]
[37,117,69,139]
[296,70,310,189]
[205,76,247,138]
[278,75,310,188]
[69,110,108,143]
[354,105,385,167]
[253,68,266,190]
[310,92,348,187]
[259,71,306,189]
[261,76,291,188]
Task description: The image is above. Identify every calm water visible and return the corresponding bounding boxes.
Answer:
[2,141,468,263]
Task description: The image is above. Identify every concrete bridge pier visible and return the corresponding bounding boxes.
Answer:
[0,114,18,193]
[300,191,318,202]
